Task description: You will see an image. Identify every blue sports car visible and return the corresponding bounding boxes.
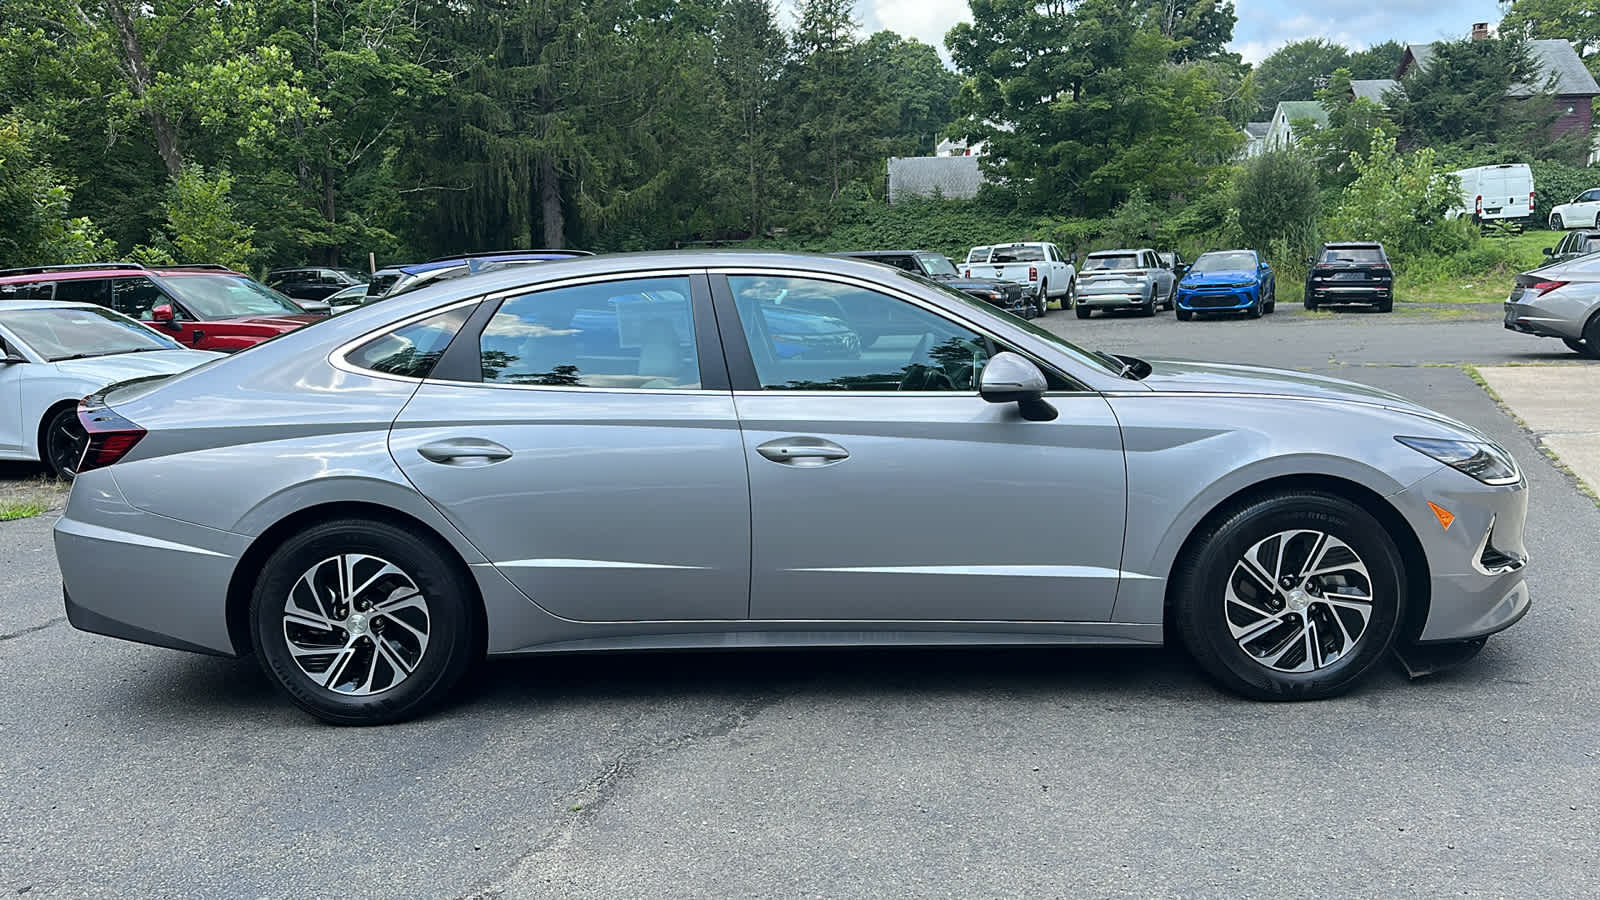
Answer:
[1175,249,1275,320]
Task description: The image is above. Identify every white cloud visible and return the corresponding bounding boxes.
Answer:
[863,0,972,51]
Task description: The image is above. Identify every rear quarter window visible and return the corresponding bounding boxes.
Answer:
[347,305,473,378]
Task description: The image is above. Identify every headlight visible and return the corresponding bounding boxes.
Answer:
[1396,436,1521,485]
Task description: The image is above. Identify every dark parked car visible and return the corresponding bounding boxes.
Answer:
[1304,242,1394,312]
[836,250,1034,318]
[1541,230,1600,266]
[266,267,370,302]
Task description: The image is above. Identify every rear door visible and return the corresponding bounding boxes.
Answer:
[716,271,1128,622]
[389,271,752,623]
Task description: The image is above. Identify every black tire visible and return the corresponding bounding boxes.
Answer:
[1582,314,1600,359]
[1035,281,1049,317]
[1246,295,1263,319]
[41,404,86,479]
[250,519,480,725]
[1141,289,1156,317]
[1552,214,1564,230]
[1062,279,1076,310]
[1076,304,1092,319]
[1176,307,1194,322]
[1564,337,1588,355]
[1264,281,1276,313]
[1173,491,1406,701]
[1303,294,1318,311]
[1376,297,1393,313]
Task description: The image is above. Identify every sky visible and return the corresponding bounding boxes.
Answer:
[833,0,1511,65]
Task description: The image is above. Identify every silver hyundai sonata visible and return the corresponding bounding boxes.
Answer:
[56,252,1531,724]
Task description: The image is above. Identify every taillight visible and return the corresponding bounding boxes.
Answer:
[1372,263,1390,269]
[1475,195,1483,214]
[964,269,971,277]
[1530,190,1537,208]
[76,404,146,472]
[1028,266,1037,281]
[1530,280,1569,296]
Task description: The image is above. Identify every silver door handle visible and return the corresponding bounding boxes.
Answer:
[756,437,850,465]
[417,439,513,465]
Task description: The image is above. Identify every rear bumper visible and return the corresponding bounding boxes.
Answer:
[54,471,247,656]
[1503,301,1582,339]
[1306,284,1391,303]
[1078,286,1152,309]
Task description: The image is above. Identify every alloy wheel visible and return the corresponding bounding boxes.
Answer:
[281,554,431,695]
[1225,529,1373,673]
[46,408,87,478]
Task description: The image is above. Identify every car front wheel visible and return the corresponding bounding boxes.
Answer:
[250,519,480,725]
[1173,491,1405,701]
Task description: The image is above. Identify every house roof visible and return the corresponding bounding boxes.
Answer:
[1243,122,1271,139]
[1350,79,1397,103]
[1276,101,1329,126]
[1402,39,1600,98]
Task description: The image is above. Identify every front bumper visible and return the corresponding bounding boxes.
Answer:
[1393,466,1531,644]
[55,471,249,656]
[1176,286,1258,311]
[1503,300,1580,339]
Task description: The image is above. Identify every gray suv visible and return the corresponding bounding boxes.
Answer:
[1075,249,1177,318]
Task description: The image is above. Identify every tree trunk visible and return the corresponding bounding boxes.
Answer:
[539,152,564,248]
[320,166,337,264]
[101,0,184,176]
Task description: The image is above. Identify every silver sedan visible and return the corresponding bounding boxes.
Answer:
[56,252,1531,724]
[1504,252,1600,357]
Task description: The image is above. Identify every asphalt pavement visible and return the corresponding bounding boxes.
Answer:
[2,303,1597,898]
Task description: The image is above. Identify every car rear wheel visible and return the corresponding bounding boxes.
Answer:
[1076,304,1092,319]
[1141,290,1156,317]
[1173,491,1405,701]
[1035,281,1049,317]
[1376,297,1393,313]
[42,404,86,479]
[1303,292,1318,311]
[250,519,479,725]
[1552,214,1564,230]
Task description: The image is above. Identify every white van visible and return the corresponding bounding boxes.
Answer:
[1447,164,1535,223]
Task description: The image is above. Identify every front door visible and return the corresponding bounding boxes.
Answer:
[0,332,23,453]
[716,273,1128,622]
[389,273,752,622]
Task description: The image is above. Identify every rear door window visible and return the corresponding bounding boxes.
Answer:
[347,306,474,379]
[0,281,56,300]
[51,278,110,307]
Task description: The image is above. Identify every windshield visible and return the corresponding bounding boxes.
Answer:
[1191,251,1257,272]
[2,306,181,361]
[918,254,959,277]
[162,274,305,318]
[1321,247,1384,263]
[890,271,1128,378]
[1085,254,1140,270]
[991,246,1044,263]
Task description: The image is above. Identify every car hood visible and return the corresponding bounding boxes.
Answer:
[1139,358,1436,412]
[936,275,1017,293]
[52,349,222,380]
[210,313,323,329]
[1182,269,1256,286]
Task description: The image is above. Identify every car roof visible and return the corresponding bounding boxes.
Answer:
[1087,248,1151,255]
[0,300,105,313]
[836,250,928,257]
[0,264,242,284]
[375,250,593,277]
[1324,242,1384,249]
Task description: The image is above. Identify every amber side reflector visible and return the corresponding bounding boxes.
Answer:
[1427,501,1455,530]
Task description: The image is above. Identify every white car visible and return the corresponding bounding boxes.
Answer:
[1550,188,1600,230]
[963,242,1077,315]
[0,301,221,476]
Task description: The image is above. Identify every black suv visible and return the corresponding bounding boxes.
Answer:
[265,267,370,302]
[1304,242,1394,312]
[834,250,1033,317]
[1543,230,1600,265]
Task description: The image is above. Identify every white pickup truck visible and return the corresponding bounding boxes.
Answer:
[963,242,1076,314]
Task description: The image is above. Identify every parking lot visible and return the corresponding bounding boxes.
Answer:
[3,303,1598,897]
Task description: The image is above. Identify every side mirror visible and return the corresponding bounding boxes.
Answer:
[150,303,176,325]
[980,352,1057,421]
[1543,247,1554,256]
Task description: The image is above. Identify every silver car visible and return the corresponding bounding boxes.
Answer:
[1504,252,1600,358]
[1075,248,1177,318]
[56,252,1531,724]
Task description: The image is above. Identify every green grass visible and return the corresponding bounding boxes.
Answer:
[1396,230,1551,305]
[0,501,46,521]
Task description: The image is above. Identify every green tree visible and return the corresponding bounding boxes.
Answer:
[1296,69,1394,187]
[1500,0,1600,59]
[145,165,258,271]
[1235,149,1320,260]
[1326,129,1463,262]
[859,32,962,157]
[1387,34,1584,162]
[1139,0,1239,64]
[0,116,114,266]
[1250,39,1350,118]
[1348,41,1405,80]
[782,0,887,211]
[708,0,790,237]
[948,0,1240,215]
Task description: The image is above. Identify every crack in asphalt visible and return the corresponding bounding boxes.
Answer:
[464,692,781,899]
[0,617,65,643]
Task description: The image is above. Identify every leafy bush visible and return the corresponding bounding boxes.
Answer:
[1236,150,1320,262]
[1531,160,1597,225]
[0,116,114,266]
[1325,130,1463,265]
[135,166,258,271]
